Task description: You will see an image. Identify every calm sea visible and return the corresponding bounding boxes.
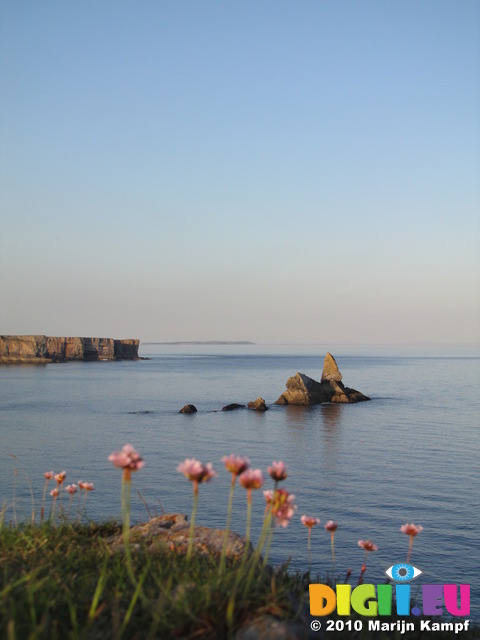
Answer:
[1,343,479,620]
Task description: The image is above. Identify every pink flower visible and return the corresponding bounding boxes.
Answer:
[222,454,249,476]
[325,520,338,532]
[109,444,144,472]
[239,468,264,490]
[263,489,274,504]
[270,489,296,527]
[65,484,77,495]
[267,460,288,482]
[264,488,297,527]
[50,488,59,498]
[44,471,54,480]
[301,515,320,528]
[54,471,66,485]
[177,458,217,484]
[400,523,423,537]
[79,481,94,492]
[358,540,378,552]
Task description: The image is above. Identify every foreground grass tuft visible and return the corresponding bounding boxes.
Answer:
[0,521,306,640]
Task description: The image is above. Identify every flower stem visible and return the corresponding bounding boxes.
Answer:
[186,483,199,561]
[261,516,274,568]
[245,506,272,594]
[219,475,236,576]
[122,470,136,584]
[241,489,252,566]
[331,532,336,569]
[307,528,312,573]
[41,480,48,524]
[407,535,414,563]
[50,496,57,521]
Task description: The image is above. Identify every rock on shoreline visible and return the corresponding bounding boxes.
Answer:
[108,514,248,560]
[0,335,140,364]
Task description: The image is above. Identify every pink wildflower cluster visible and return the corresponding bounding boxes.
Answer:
[301,515,320,528]
[325,520,338,533]
[400,522,423,537]
[222,454,249,477]
[177,458,217,484]
[78,480,95,492]
[109,444,144,472]
[264,488,297,527]
[358,539,378,552]
[238,468,264,490]
[42,468,94,521]
[267,460,288,482]
[401,522,423,562]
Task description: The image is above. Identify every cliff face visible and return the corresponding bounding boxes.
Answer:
[0,336,140,364]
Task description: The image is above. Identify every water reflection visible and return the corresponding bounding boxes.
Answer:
[321,403,342,435]
[320,404,342,472]
[283,405,315,429]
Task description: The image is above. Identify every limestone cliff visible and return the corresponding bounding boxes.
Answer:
[0,336,140,364]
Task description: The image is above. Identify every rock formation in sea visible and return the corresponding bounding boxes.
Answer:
[274,352,370,405]
[0,335,140,363]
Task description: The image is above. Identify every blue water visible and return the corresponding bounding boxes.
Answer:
[1,343,479,620]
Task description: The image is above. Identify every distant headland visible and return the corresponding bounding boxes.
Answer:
[145,341,255,345]
[0,335,140,364]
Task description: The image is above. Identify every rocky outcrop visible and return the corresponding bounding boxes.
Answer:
[108,514,248,560]
[247,397,268,411]
[274,372,328,406]
[0,335,140,363]
[274,353,369,405]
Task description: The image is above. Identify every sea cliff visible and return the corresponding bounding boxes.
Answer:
[0,335,140,364]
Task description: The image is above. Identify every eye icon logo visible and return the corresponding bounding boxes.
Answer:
[385,563,422,582]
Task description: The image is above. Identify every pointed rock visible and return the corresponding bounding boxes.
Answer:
[321,352,343,382]
[321,352,369,403]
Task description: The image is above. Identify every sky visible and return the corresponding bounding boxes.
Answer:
[1,0,479,345]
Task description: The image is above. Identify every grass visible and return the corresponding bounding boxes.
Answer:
[1,521,480,640]
[0,520,308,640]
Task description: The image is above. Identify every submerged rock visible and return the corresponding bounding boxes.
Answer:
[275,353,370,405]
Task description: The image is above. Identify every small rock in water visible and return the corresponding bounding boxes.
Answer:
[222,403,245,411]
[247,397,268,411]
[179,404,197,414]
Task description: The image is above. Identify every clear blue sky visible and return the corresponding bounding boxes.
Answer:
[1,0,479,344]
